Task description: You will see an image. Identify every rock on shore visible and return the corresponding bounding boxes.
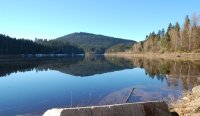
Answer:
[171,85,200,116]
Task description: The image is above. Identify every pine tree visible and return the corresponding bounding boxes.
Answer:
[175,22,181,50]
[182,15,191,51]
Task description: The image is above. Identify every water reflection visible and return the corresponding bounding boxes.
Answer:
[1,56,199,89]
[129,57,200,89]
[0,55,199,116]
[0,55,133,77]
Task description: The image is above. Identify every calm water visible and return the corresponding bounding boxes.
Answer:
[0,55,200,116]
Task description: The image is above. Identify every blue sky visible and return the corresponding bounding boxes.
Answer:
[0,0,200,41]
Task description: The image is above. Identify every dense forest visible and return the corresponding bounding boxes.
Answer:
[0,34,48,54]
[34,39,84,54]
[133,15,200,53]
[0,34,84,54]
[56,32,135,54]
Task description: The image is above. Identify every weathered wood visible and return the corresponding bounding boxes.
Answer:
[43,101,172,116]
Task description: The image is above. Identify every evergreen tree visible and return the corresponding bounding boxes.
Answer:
[182,15,191,51]
[167,23,173,33]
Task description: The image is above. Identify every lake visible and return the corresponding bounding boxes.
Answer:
[0,55,199,116]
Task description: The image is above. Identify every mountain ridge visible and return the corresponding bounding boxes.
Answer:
[56,32,136,54]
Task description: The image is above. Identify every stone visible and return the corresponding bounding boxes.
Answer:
[183,97,190,101]
[192,85,200,95]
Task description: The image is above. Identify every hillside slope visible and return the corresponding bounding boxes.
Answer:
[56,32,135,54]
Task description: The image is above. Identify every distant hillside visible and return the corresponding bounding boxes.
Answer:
[56,32,135,54]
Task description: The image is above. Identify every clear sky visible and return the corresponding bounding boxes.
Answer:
[0,0,200,41]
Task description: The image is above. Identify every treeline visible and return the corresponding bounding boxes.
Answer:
[106,43,133,53]
[133,15,200,53]
[0,34,47,54]
[35,39,84,54]
[0,34,84,54]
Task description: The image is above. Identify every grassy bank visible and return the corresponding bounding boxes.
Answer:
[105,52,200,61]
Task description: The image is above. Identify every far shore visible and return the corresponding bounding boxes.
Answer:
[0,52,200,61]
[105,52,200,61]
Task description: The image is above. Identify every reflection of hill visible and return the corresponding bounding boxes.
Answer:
[56,56,133,77]
[1,56,200,89]
[0,56,133,77]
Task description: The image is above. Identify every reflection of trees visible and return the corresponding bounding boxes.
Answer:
[131,57,200,89]
[1,56,200,89]
[0,56,83,77]
[0,56,133,77]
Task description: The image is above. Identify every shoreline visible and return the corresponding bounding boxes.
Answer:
[105,52,200,61]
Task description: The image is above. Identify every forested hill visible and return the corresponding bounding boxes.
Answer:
[56,32,135,54]
[0,32,135,55]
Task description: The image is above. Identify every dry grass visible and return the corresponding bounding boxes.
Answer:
[105,52,200,61]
